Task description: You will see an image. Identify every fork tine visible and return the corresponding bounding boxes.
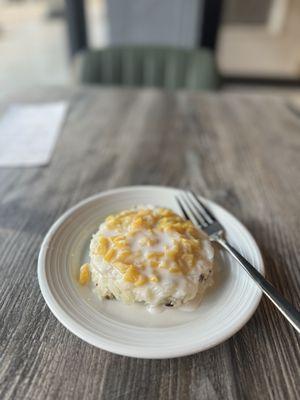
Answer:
[177,194,206,228]
[186,191,210,225]
[175,196,190,220]
[184,192,208,226]
[190,190,216,222]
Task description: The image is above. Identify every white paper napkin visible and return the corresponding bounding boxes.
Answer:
[0,101,68,167]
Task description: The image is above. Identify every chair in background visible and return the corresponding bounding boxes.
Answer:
[66,0,223,90]
[75,46,220,90]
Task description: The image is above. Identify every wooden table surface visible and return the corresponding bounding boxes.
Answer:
[0,87,299,400]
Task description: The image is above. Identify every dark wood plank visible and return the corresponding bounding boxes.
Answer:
[0,87,299,400]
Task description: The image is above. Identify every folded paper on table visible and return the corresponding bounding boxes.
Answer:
[0,102,68,167]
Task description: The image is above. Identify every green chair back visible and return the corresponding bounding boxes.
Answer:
[76,46,220,90]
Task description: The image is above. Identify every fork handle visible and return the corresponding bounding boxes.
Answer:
[216,238,300,333]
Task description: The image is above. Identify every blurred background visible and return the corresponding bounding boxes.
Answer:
[0,0,299,96]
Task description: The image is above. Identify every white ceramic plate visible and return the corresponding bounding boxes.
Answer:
[38,186,264,359]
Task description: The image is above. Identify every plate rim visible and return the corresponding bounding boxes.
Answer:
[38,185,264,359]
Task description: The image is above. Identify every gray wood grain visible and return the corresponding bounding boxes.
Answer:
[0,87,299,400]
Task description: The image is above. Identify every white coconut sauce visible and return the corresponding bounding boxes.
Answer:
[90,207,214,312]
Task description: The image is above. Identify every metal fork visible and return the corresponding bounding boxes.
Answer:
[176,191,300,333]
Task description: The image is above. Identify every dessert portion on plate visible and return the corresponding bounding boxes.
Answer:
[80,206,214,313]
